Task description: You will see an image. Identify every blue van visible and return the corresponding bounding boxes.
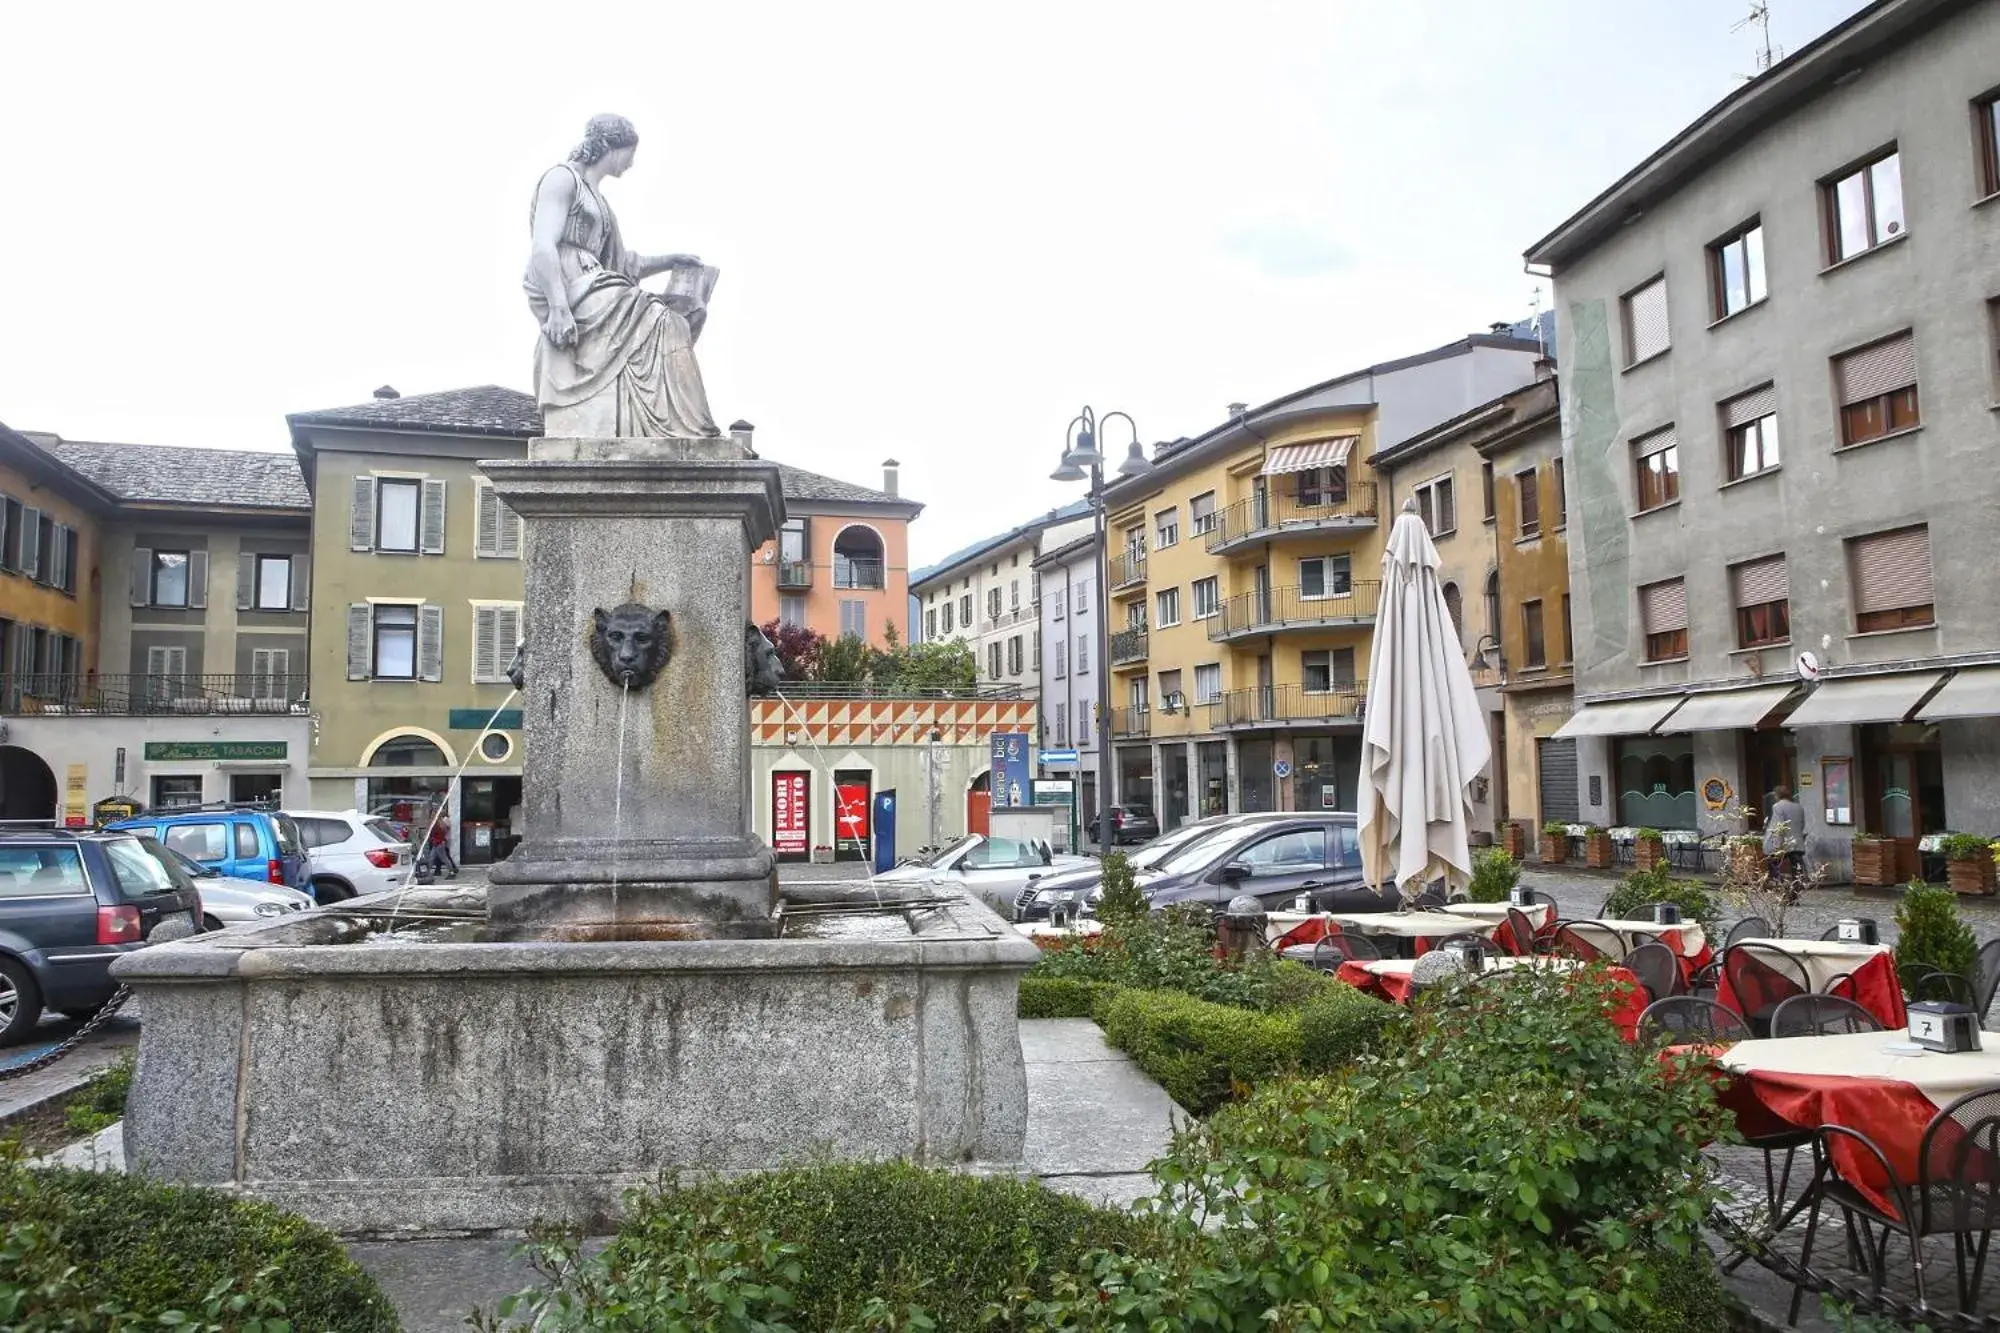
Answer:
[106,807,310,892]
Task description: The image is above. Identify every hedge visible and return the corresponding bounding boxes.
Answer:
[1016,975,1121,1019]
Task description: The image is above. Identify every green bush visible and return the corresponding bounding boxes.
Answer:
[1024,907,1280,1011]
[480,1161,1161,1332]
[1541,820,1569,837]
[0,1155,400,1331]
[1601,863,1722,932]
[1016,976,1120,1019]
[1939,832,1992,862]
[1895,881,1979,994]
[1467,846,1521,903]
[1096,987,1306,1115]
[63,1055,134,1137]
[1095,849,1146,924]
[1296,981,1399,1073]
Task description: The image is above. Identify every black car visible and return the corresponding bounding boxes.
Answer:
[1136,815,1395,915]
[0,831,201,1044]
[1109,803,1160,846]
[1015,812,1300,921]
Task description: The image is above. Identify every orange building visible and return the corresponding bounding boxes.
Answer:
[749,460,921,647]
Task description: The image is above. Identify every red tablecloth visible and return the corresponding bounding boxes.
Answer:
[1273,917,1336,951]
[1719,1069,1943,1215]
[1715,949,1907,1030]
[1334,961,1649,1039]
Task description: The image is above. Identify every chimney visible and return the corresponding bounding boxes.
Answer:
[372,385,400,399]
[882,458,900,498]
[1226,402,1248,418]
[729,420,756,456]
[1487,322,1512,336]
[1534,355,1557,382]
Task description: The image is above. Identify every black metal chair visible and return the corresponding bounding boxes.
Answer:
[1432,932,1491,951]
[1595,895,1616,918]
[1978,939,2000,1021]
[1908,968,1978,1007]
[1770,993,1884,1037]
[1549,921,1610,963]
[1724,943,1813,1038]
[1725,916,1773,951]
[1504,906,1544,959]
[1624,942,1682,1003]
[1560,920,1629,961]
[1790,1087,2000,1322]
[1315,932,1382,964]
[1686,957,1724,1001]
[1510,886,1555,907]
[1636,995,1752,1045]
[1281,942,1341,973]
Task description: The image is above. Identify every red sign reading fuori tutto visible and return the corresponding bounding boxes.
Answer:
[772,771,809,856]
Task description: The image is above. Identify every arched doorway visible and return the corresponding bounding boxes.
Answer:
[0,747,57,825]
[363,731,454,839]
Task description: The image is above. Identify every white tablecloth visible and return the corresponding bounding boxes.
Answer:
[1584,919,1709,957]
[1450,901,1553,931]
[1734,938,1892,991]
[1015,920,1103,940]
[1363,954,1580,980]
[1322,910,1498,940]
[1720,1030,2000,1110]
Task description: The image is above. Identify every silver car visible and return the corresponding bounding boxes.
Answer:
[143,840,314,929]
[872,833,1092,911]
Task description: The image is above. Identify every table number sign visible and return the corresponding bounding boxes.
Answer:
[1907,1000,1982,1053]
[1836,918,1881,945]
[1442,939,1490,973]
[1651,902,1681,925]
[1509,886,1534,908]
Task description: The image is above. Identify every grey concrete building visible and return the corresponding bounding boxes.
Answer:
[1526,0,2000,880]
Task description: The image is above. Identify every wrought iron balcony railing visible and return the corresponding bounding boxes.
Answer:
[832,558,886,590]
[776,559,813,590]
[1111,706,1150,738]
[4,674,309,717]
[1108,547,1147,592]
[1208,580,1381,642]
[1204,681,1367,730]
[1204,481,1379,553]
[1108,627,1149,667]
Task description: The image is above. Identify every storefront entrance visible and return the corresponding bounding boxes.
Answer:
[1294,735,1358,814]
[459,776,524,864]
[0,746,55,825]
[1741,729,1798,834]
[1859,723,1945,882]
[1238,740,1275,812]
[1163,747,1189,832]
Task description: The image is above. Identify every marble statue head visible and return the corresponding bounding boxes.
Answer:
[570,114,640,172]
[590,602,672,690]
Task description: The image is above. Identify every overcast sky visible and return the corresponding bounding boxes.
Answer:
[1,0,1866,566]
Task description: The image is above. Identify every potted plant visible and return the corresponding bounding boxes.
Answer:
[810,843,835,865]
[1467,846,1521,903]
[1940,833,1996,896]
[1851,832,1894,887]
[1582,824,1616,870]
[1539,821,1569,865]
[1632,827,1667,872]
[1894,881,1978,996]
[1498,820,1528,861]
[1726,835,1764,884]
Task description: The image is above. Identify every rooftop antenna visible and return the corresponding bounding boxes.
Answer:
[1733,1,1782,77]
[1528,289,1546,355]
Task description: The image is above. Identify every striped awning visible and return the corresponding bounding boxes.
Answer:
[1262,437,1357,476]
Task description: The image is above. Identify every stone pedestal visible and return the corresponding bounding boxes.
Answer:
[482,436,783,930]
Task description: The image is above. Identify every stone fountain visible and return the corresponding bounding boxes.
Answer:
[112,115,1038,1235]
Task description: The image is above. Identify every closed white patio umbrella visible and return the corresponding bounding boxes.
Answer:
[1358,498,1491,899]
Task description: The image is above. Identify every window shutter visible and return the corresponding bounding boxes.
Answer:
[476,485,500,557]
[130,548,152,607]
[64,529,78,593]
[187,550,209,609]
[346,604,372,680]
[1723,384,1777,428]
[473,606,498,683]
[166,646,187,679]
[237,552,256,610]
[0,498,10,571]
[1835,333,1917,404]
[350,476,376,551]
[420,479,447,555]
[252,648,275,697]
[1732,555,1790,607]
[290,555,311,611]
[1625,277,1669,362]
[47,526,64,591]
[19,509,39,580]
[497,605,521,668]
[417,603,444,680]
[1851,526,1933,614]
[497,495,523,559]
[1640,579,1688,633]
[1634,426,1677,458]
[146,645,169,677]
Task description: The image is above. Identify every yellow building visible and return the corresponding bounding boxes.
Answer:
[1100,333,1548,829]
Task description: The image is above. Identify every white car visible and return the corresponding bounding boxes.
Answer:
[140,839,315,929]
[872,834,1093,910]
[285,810,412,903]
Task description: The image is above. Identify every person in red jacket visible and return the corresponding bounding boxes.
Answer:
[423,801,458,879]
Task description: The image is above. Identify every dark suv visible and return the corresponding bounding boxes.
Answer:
[0,831,201,1044]
[1133,814,1390,915]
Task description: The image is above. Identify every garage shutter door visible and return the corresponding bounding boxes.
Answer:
[1538,738,1580,825]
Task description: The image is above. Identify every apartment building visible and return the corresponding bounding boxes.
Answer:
[1100,334,1548,826]
[910,500,1092,677]
[1033,531,1104,821]
[1526,0,2000,879]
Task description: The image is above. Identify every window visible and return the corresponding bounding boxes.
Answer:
[1053,641,1066,678]
[1442,582,1464,644]
[1075,634,1088,673]
[152,551,191,607]
[1053,703,1067,746]
[1128,677,1149,713]
[474,483,524,558]
[925,608,937,639]
[1622,274,1670,365]
[781,595,807,629]
[1074,579,1089,614]
[941,603,954,634]
[1189,492,1217,534]
[1633,427,1679,511]
[164,822,230,860]
[149,778,205,814]
[144,645,188,684]
[1990,298,2000,398]
[1560,594,1573,663]
[1848,525,1934,632]
[1193,662,1222,704]
[1154,587,1181,627]
[377,478,421,552]
[1051,589,1065,621]
[1481,461,1496,520]
[840,599,867,640]
[374,604,419,679]
[1295,466,1346,508]
[1007,635,1023,675]
[254,555,293,611]
[1191,576,1220,620]
[249,647,290,700]
[1721,385,1781,479]
[1010,579,1020,611]
[987,588,1002,622]
[988,642,1002,680]
[1639,578,1689,661]
[1516,467,1540,536]
[1413,474,1456,535]
[1824,149,1904,263]
[471,604,523,683]
[1980,92,2000,198]
[1155,509,1179,548]
[958,594,972,625]
[1158,668,1183,708]
[1552,459,1566,528]
[1235,828,1327,877]
[1522,600,1547,668]
[1709,221,1767,318]
[1301,648,1356,694]
[1297,554,1352,600]
[1731,555,1791,648]
[1125,601,1147,630]
[779,517,808,565]
[1834,332,1920,446]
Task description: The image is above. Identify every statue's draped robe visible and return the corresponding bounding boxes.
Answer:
[524,163,718,438]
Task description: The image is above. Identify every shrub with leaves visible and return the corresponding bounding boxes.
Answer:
[1467,847,1521,903]
[1895,881,1979,994]
[1602,863,1721,933]
[1016,976,1120,1019]
[1094,849,1147,925]
[62,1055,133,1138]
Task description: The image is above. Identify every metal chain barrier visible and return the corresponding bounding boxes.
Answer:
[0,985,133,1083]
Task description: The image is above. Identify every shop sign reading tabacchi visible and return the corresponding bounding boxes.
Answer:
[141,741,288,762]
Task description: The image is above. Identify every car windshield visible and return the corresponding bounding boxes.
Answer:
[137,837,203,889]
[924,835,979,869]
[105,836,179,898]
[1130,822,1231,869]
[1153,823,1279,876]
[364,818,402,845]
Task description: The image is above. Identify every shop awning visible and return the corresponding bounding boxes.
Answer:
[1786,672,1944,728]
[1551,695,1687,740]
[1664,684,1796,732]
[1917,667,2000,722]
[1262,437,1356,475]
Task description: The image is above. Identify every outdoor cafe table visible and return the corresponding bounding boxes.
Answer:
[1717,937,1907,1029]
[1015,920,1103,949]
[1716,1031,2000,1211]
[1334,956,1648,1037]
[1448,900,1553,952]
[1585,918,1710,959]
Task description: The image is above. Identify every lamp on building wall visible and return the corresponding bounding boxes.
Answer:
[1052,407,1153,849]
[1468,634,1507,681]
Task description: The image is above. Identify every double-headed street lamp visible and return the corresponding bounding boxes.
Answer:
[1053,407,1154,853]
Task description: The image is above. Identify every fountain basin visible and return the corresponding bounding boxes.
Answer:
[112,884,1040,1236]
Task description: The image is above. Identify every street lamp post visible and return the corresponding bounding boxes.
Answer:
[1053,407,1153,855]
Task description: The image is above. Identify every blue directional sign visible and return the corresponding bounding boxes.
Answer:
[1038,748,1080,767]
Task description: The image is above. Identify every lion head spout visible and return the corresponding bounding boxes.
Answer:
[589,603,673,689]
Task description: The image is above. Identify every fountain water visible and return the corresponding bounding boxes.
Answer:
[609,679,630,918]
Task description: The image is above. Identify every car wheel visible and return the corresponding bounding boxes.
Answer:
[312,878,354,904]
[0,956,43,1046]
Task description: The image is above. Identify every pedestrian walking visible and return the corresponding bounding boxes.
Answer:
[424,802,458,879]
[1763,784,1806,882]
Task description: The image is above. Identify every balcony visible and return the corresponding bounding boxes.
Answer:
[777,559,813,590]
[1203,681,1366,731]
[1108,627,1149,668]
[1111,706,1150,738]
[1204,481,1379,555]
[3,674,309,717]
[1108,547,1147,593]
[832,557,886,590]
[1207,580,1381,643]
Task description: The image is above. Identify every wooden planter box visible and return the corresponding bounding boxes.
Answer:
[1851,840,1894,887]
[810,847,835,865]
[1948,856,1997,896]
[1539,834,1567,865]
[1498,822,1527,860]
[1633,837,1667,872]
[1726,843,1764,884]
[1583,832,1616,869]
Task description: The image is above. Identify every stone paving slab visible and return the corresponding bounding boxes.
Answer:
[0,1014,139,1123]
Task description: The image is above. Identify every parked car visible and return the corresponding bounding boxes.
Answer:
[1015,812,1300,920]
[105,807,309,890]
[1108,803,1159,846]
[872,833,1091,910]
[286,810,412,903]
[143,840,314,929]
[0,830,202,1044]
